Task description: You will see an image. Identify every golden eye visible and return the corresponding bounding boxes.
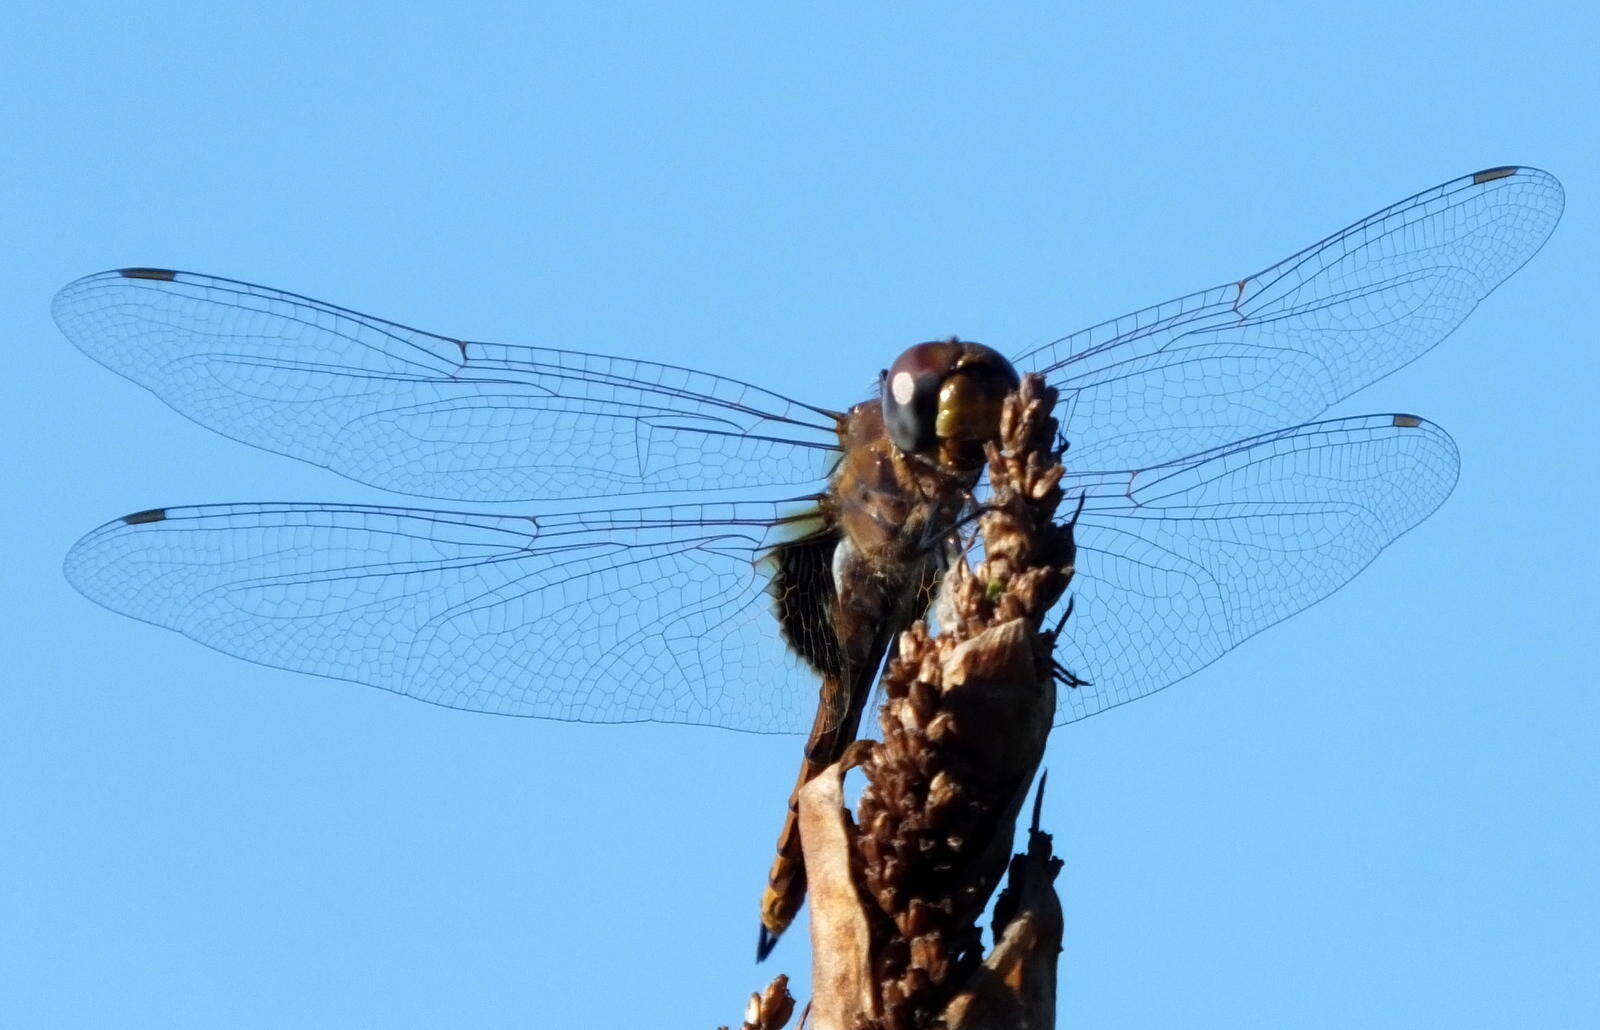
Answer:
[935,373,1004,443]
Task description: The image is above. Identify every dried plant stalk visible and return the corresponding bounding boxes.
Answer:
[719,974,797,1030]
[942,789,1064,1029]
[794,374,1075,1030]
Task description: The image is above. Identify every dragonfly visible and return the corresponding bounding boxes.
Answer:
[56,165,1563,958]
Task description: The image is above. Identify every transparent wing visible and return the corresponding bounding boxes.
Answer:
[63,499,830,733]
[1017,166,1561,471]
[1055,414,1459,723]
[52,269,842,502]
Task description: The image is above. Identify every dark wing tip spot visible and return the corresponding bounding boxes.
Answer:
[1472,166,1518,184]
[117,267,177,281]
[121,507,169,525]
[1392,414,1423,428]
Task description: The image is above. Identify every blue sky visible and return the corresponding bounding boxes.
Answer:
[4,4,1596,1027]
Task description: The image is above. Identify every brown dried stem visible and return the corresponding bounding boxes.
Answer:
[719,975,797,1030]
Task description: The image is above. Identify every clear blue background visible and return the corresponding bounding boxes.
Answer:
[4,4,1595,1027]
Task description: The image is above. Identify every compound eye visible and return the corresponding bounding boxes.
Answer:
[882,341,959,456]
[935,371,1005,444]
[882,339,1021,468]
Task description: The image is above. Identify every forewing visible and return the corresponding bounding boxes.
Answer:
[1017,167,1561,471]
[64,500,829,733]
[53,269,842,502]
[1055,414,1458,723]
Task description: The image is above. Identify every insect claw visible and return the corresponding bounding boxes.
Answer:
[1050,657,1090,689]
[1064,490,1086,530]
[1049,595,1076,638]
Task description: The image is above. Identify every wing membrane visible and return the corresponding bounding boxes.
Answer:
[65,416,1459,732]
[1055,414,1459,722]
[52,269,842,502]
[64,499,828,733]
[1018,166,1561,471]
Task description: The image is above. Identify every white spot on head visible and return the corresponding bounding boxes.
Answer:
[891,370,916,406]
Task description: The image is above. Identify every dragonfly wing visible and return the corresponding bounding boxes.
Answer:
[53,269,842,502]
[1054,414,1459,723]
[64,499,829,733]
[1017,166,1561,471]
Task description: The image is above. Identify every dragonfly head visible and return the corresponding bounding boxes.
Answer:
[881,338,1020,471]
